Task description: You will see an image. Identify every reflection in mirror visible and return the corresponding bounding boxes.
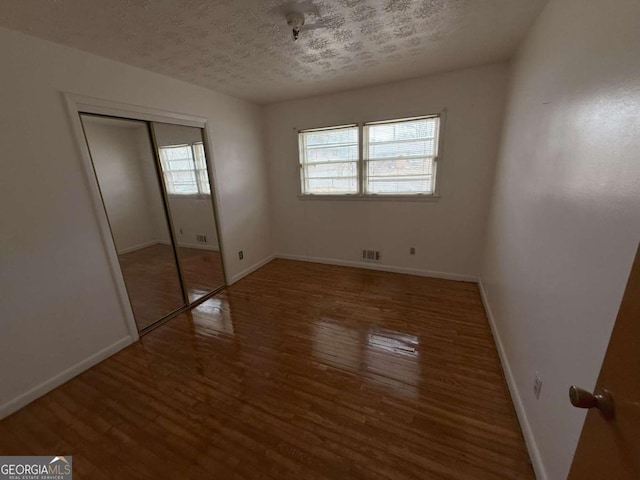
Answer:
[80,115,186,330]
[152,122,225,302]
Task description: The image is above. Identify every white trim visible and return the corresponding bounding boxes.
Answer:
[478,279,547,480]
[293,107,447,133]
[116,240,219,254]
[63,92,231,329]
[63,93,140,341]
[199,124,230,285]
[229,255,276,285]
[276,254,478,283]
[167,193,211,200]
[176,242,220,251]
[64,93,207,127]
[0,336,134,420]
[117,240,162,255]
[298,194,441,202]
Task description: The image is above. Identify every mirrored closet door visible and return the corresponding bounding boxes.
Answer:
[80,114,225,333]
[151,122,225,303]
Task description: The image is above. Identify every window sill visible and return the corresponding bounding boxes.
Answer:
[168,194,211,200]
[298,194,440,202]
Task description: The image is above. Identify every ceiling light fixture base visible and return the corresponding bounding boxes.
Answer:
[286,12,305,41]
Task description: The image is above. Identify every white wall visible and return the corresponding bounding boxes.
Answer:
[82,121,160,254]
[153,122,202,146]
[264,63,509,279]
[134,127,172,246]
[167,197,219,250]
[481,0,640,478]
[0,27,273,417]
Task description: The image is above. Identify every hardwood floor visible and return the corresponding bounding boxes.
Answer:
[0,259,533,479]
[118,244,225,330]
[118,244,184,329]
[176,246,225,302]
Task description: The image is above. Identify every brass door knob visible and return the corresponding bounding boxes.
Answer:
[569,386,615,420]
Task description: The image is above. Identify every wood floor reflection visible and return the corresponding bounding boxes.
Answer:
[0,260,533,479]
[176,246,225,302]
[118,244,225,329]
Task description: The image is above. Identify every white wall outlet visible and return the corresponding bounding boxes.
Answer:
[533,371,543,399]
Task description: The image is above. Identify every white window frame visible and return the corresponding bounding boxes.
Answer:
[297,110,446,201]
[298,124,360,196]
[158,142,211,198]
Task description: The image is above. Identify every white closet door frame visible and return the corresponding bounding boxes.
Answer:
[63,93,229,340]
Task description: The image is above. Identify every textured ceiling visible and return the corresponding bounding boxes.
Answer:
[0,0,547,103]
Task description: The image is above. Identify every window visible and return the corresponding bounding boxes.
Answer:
[298,125,359,195]
[298,115,440,198]
[364,116,439,195]
[158,142,211,195]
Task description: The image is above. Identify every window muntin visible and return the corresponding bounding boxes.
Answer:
[364,116,439,195]
[298,125,359,195]
[159,142,211,196]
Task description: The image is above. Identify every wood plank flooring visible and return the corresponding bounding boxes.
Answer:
[0,259,533,479]
[118,244,225,329]
[176,246,225,302]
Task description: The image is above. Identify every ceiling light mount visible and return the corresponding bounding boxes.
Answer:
[286,12,305,41]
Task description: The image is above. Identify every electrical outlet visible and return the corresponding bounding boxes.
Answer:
[410,247,416,255]
[533,372,543,399]
[238,250,244,260]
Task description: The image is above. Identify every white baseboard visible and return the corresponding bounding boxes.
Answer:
[176,242,219,252]
[229,254,276,285]
[275,253,478,283]
[478,279,547,480]
[118,240,220,255]
[117,240,160,255]
[0,336,135,420]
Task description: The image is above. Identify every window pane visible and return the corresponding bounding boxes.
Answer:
[299,126,359,194]
[159,144,210,196]
[197,170,211,195]
[368,119,437,142]
[303,128,358,147]
[304,161,357,179]
[306,145,358,164]
[166,159,193,170]
[368,176,434,194]
[368,158,434,177]
[368,139,435,159]
[192,143,211,194]
[193,143,207,170]
[170,171,197,183]
[162,145,191,160]
[365,117,439,195]
[306,177,358,194]
[172,182,199,194]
